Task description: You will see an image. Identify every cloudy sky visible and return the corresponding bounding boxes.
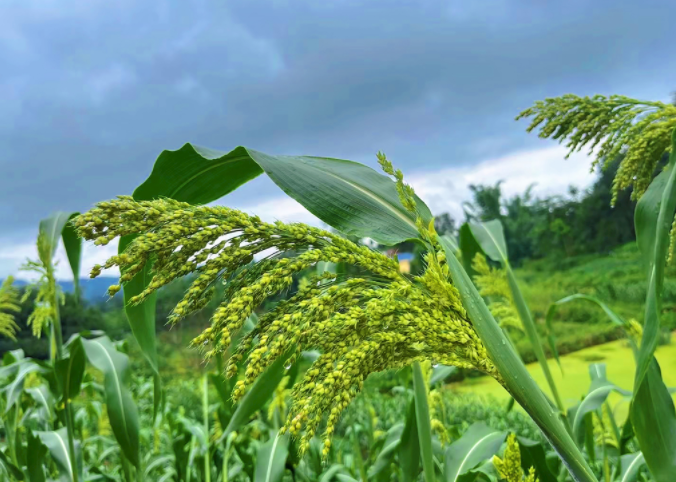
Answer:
[2,0,675,279]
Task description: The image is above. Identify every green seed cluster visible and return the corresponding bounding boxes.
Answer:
[517,94,676,203]
[0,276,20,341]
[75,155,499,457]
[471,253,522,332]
[493,433,539,482]
[20,232,63,338]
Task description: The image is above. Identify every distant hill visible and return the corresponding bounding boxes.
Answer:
[4,277,119,303]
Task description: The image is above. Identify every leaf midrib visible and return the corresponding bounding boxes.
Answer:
[452,433,499,482]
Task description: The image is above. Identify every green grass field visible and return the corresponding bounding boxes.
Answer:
[451,334,676,422]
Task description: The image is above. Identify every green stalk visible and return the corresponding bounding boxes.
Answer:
[351,426,367,482]
[505,265,565,414]
[442,239,597,482]
[6,403,19,467]
[48,263,79,482]
[412,362,435,482]
[203,374,211,482]
[221,447,228,482]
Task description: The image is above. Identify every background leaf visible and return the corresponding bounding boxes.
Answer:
[80,336,140,468]
[466,221,565,413]
[440,236,597,482]
[412,361,436,482]
[254,434,289,482]
[399,397,421,482]
[631,128,676,481]
[443,423,505,482]
[223,353,291,439]
[36,428,83,482]
[618,452,646,482]
[25,430,48,482]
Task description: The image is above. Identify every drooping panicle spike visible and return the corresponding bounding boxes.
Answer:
[77,189,499,457]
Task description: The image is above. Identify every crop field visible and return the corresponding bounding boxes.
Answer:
[3,77,676,481]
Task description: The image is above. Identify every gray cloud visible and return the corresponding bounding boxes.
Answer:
[2,0,675,238]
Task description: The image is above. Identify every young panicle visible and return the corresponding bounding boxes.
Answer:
[471,253,522,332]
[75,155,499,456]
[517,94,676,204]
[0,276,20,341]
[493,434,539,482]
[20,232,64,338]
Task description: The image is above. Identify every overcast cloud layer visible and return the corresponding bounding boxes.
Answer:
[2,0,675,278]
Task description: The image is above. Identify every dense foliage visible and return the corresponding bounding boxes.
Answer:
[2,91,676,482]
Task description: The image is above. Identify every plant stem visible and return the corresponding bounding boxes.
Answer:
[351,426,367,482]
[203,374,211,482]
[505,265,565,413]
[412,362,435,482]
[443,241,597,482]
[48,263,80,482]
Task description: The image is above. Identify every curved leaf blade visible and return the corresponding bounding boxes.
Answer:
[619,452,646,482]
[465,223,565,412]
[400,396,421,482]
[35,428,82,482]
[37,212,82,300]
[571,364,630,444]
[223,353,291,439]
[516,437,557,482]
[631,128,676,481]
[25,430,48,482]
[413,362,436,482]
[134,144,432,246]
[80,336,140,468]
[631,359,676,482]
[440,236,597,482]
[368,423,404,478]
[254,434,289,482]
[443,423,506,482]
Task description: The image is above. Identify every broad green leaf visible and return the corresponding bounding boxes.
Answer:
[0,450,23,480]
[631,128,676,481]
[4,360,48,412]
[80,336,140,468]
[254,434,289,482]
[54,341,85,402]
[368,423,404,478]
[443,423,506,482]
[35,428,83,482]
[467,222,564,412]
[60,214,82,298]
[118,234,161,421]
[631,358,676,482]
[0,449,23,480]
[223,352,291,439]
[571,364,630,445]
[400,397,421,482]
[39,212,82,296]
[618,452,646,482]
[25,430,47,482]
[516,437,557,482]
[440,236,597,482]
[458,224,483,277]
[25,385,54,423]
[468,220,507,263]
[633,128,676,391]
[412,361,436,482]
[134,144,432,246]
